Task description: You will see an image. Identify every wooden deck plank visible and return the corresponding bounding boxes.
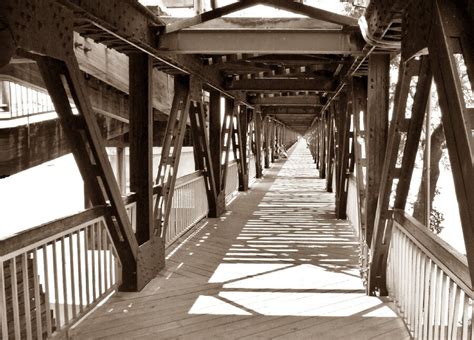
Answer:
[70,140,409,340]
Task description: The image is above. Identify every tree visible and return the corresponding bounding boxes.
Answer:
[412,54,472,233]
[412,123,445,233]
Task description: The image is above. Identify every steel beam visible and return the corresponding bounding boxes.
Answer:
[254,110,264,178]
[158,30,363,54]
[4,0,236,99]
[129,53,154,245]
[365,54,390,248]
[249,95,322,106]
[161,17,343,30]
[227,77,337,92]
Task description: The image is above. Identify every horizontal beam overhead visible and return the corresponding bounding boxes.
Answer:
[262,106,321,115]
[158,30,363,54]
[245,54,351,64]
[227,77,337,92]
[161,17,343,30]
[249,95,322,106]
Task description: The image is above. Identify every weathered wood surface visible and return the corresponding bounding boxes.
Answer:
[0,113,128,177]
[74,33,174,115]
[70,141,409,339]
[365,54,389,247]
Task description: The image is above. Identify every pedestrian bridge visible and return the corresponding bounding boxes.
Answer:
[69,141,409,339]
[1,0,473,339]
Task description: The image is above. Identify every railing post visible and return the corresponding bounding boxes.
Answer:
[319,111,327,178]
[254,110,263,178]
[270,118,276,163]
[315,117,320,168]
[263,115,271,168]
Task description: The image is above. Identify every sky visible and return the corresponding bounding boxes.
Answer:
[139,0,347,17]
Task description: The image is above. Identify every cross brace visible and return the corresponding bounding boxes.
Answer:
[154,76,191,239]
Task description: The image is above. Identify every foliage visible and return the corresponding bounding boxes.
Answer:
[429,190,444,234]
[391,53,472,236]
[340,0,368,18]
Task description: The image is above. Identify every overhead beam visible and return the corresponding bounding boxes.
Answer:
[163,0,257,33]
[227,77,337,92]
[262,106,321,115]
[158,30,363,54]
[250,95,322,106]
[259,0,358,27]
[243,54,352,65]
[161,17,343,30]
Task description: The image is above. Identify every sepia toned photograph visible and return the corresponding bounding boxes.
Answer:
[0,0,472,338]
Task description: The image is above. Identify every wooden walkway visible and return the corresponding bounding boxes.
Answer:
[70,141,410,339]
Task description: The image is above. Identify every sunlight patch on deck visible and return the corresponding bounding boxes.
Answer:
[187,291,384,317]
[188,295,252,315]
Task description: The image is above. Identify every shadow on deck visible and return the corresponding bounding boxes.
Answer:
[70,141,410,339]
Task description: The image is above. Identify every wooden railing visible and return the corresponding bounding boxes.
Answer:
[225,161,239,203]
[124,171,209,246]
[387,210,473,339]
[0,207,121,339]
[0,78,55,120]
[346,175,360,237]
[248,155,257,185]
[166,171,208,245]
[0,160,247,338]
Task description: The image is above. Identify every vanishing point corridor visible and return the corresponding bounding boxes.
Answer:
[70,141,409,339]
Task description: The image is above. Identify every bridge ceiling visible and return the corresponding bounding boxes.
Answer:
[153,0,402,134]
[2,0,402,135]
[155,5,367,134]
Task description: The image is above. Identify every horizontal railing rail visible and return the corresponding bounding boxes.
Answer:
[0,206,121,339]
[387,209,473,339]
